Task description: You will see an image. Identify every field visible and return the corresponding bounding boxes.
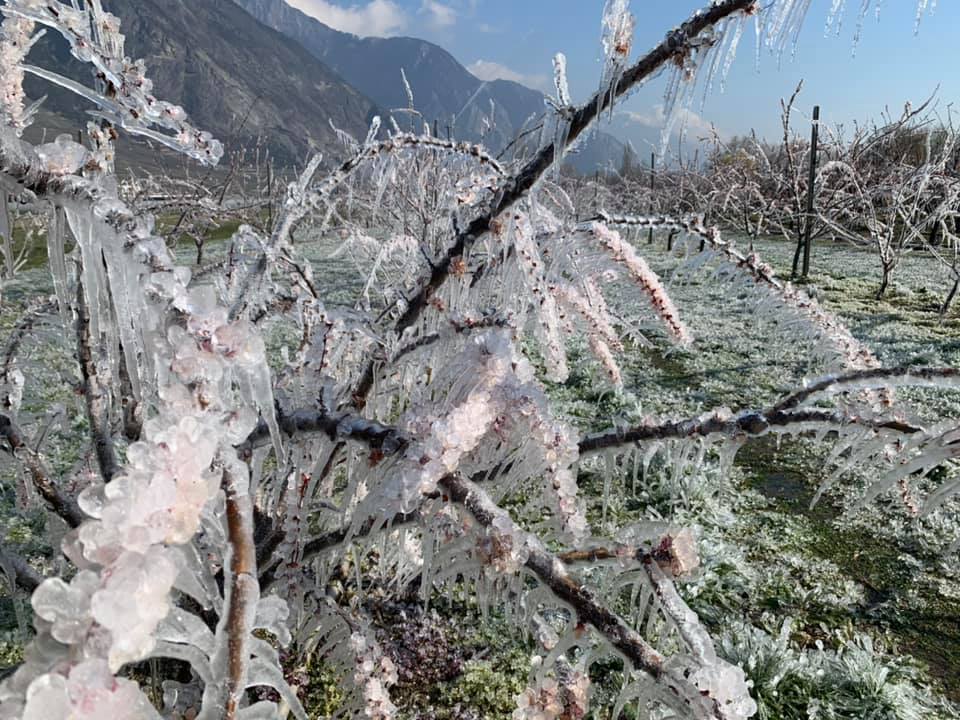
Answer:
[2,229,960,719]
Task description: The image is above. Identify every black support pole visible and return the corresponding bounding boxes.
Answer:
[648,152,655,244]
[802,105,820,278]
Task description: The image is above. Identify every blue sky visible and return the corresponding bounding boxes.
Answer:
[288,1,957,152]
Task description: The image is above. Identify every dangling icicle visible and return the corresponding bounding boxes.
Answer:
[599,0,634,119]
[553,52,571,108]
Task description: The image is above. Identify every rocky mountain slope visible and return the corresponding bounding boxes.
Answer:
[235,0,544,152]
[17,0,379,166]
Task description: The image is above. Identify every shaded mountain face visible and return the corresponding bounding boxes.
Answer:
[234,0,626,172]
[16,0,378,167]
[234,0,550,153]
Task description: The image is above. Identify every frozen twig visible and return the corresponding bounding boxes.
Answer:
[0,411,84,528]
[0,542,42,593]
[75,277,119,482]
[220,462,258,720]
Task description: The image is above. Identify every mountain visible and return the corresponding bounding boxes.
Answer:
[234,0,546,154]
[566,132,629,177]
[15,0,379,167]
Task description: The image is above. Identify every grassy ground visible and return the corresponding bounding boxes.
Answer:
[2,227,960,718]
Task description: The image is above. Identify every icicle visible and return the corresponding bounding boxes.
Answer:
[915,0,930,33]
[46,205,72,330]
[553,53,571,107]
[825,0,847,35]
[365,115,381,147]
[720,17,745,92]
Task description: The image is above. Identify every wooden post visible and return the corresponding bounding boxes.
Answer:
[802,105,820,278]
[648,152,655,244]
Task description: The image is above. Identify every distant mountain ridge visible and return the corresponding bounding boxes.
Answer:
[14,0,379,166]
[234,0,544,153]
[233,0,625,173]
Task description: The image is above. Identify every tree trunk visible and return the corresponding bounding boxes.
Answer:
[877,266,890,298]
[941,274,960,320]
[791,228,804,279]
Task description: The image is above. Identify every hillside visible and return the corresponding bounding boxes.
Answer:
[16,0,379,167]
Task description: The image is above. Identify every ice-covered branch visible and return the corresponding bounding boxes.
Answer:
[773,366,960,412]
[579,407,921,454]
[0,542,42,593]
[3,0,222,163]
[0,411,85,528]
[75,277,119,482]
[243,407,410,454]
[439,473,753,720]
[0,298,53,416]
[594,212,883,375]
[440,473,664,673]
[363,0,760,403]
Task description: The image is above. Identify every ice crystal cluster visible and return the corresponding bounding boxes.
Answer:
[0,1,954,719]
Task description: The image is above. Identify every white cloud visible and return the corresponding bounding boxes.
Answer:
[467,60,549,92]
[286,0,407,37]
[420,0,456,29]
[620,105,719,138]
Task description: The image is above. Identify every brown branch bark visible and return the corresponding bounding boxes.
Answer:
[0,543,42,593]
[222,463,258,720]
[0,412,84,528]
[76,277,119,482]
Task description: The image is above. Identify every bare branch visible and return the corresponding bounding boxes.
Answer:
[221,463,258,720]
[0,412,84,528]
[0,542,42,593]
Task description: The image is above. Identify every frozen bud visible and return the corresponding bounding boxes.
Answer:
[214,320,266,366]
[477,517,528,574]
[615,544,636,568]
[31,571,99,644]
[34,135,90,175]
[689,662,757,720]
[653,528,700,577]
[535,622,559,651]
[91,547,178,669]
[22,674,71,720]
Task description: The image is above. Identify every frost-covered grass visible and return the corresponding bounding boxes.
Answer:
[560,231,960,717]
[2,229,960,717]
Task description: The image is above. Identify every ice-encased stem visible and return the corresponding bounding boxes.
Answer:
[201,461,260,720]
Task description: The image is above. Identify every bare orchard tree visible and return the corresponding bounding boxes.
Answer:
[817,102,960,297]
[697,132,777,252]
[0,2,952,720]
[758,82,862,279]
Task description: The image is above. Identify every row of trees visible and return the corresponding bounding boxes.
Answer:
[599,84,960,313]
